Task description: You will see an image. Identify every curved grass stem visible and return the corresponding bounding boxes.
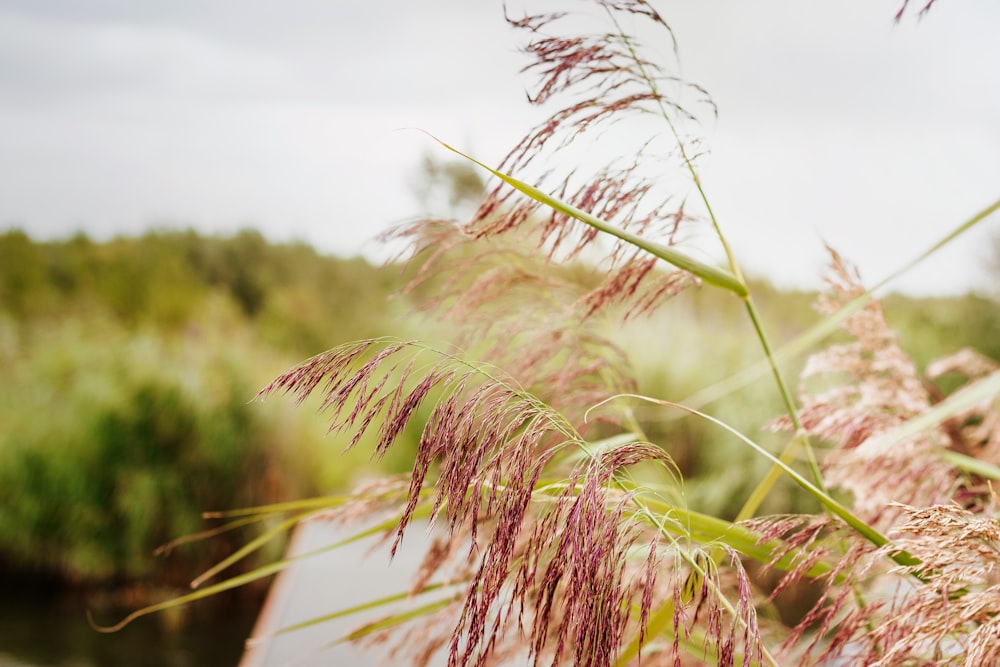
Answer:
[604,9,826,507]
[606,394,922,570]
[735,298,826,519]
[680,195,1000,411]
[430,136,747,296]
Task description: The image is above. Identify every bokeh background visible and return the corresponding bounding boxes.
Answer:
[1,1,998,665]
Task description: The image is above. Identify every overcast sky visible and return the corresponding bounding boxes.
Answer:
[1,0,998,294]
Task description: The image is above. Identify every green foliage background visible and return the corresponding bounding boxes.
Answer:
[0,229,416,590]
[0,227,997,591]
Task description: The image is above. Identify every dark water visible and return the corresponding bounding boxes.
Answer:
[0,523,441,667]
[0,586,259,667]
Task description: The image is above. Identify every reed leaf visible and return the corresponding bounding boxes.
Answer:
[263,581,460,638]
[93,504,436,632]
[682,195,1000,411]
[942,450,1000,480]
[189,511,313,589]
[597,394,922,569]
[428,135,749,297]
[865,369,1000,457]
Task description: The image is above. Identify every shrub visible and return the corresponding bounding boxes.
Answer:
[0,320,319,587]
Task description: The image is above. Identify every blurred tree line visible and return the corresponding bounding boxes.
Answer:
[0,228,399,353]
[0,228,412,594]
[0,223,997,596]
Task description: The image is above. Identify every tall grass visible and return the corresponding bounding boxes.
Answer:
[111,2,1000,664]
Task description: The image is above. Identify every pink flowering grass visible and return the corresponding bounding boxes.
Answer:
[99,1,1000,665]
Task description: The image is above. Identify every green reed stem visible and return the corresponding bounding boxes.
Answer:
[681,195,1000,411]
[606,10,826,507]
[626,396,922,570]
[736,298,825,518]
[432,137,747,296]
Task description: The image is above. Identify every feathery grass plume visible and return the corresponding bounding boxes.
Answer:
[684,549,765,667]
[497,1,708,178]
[776,248,962,526]
[509,447,765,667]
[260,335,774,665]
[261,339,560,546]
[135,1,995,664]
[895,0,940,21]
[485,445,663,667]
[259,339,701,665]
[425,0,707,309]
[744,515,886,666]
[864,503,1000,665]
[379,0,711,432]
[382,222,659,425]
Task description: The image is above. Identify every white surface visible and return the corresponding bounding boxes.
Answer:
[240,519,444,667]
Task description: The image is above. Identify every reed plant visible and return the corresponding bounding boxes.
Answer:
[104,1,1000,664]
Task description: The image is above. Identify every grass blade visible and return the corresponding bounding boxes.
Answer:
[189,511,314,589]
[865,369,1000,456]
[681,195,1000,410]
[265,581,461,638]
[597,394,921,568]
[428,135,748,297]
[92,505,435,632]
[942,449,1000,480]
